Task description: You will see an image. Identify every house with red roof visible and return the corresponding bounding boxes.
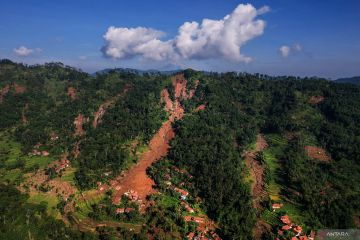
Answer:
[272,203,283,211]
[174,187,189,200]
[280,215,292,225]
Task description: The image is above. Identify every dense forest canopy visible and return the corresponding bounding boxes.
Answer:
[0,59,359,239]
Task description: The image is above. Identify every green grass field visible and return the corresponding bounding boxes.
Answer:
[74,191,104,220]
[263,134,306,225]
[60,167,76,184]
[28,193,61,219]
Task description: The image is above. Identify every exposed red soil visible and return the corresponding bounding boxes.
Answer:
[172,74,199,100]
[160,89,173,112]
[173,74,188,99]
[22,103,29,124]
[244,134,268,209]
[13,83,26,94]
[308,95,325,104]
[67,87,76,101]
[0,83,26,103]
[194,103,206,112]
[305,146,331,162]
[110,75,194,210]
[93,84,131,128]
[0,84,10,103]
[74,114,87,136]
[111,115,177,208]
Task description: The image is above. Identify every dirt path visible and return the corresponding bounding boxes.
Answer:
[245,134,268,208]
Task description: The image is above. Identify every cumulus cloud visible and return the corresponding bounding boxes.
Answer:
[279,45,290,58]
[279,43,302,58]
[102,4,268,63]
[13,46,42,56]
[293,43,302,51]
[14,46,34,56]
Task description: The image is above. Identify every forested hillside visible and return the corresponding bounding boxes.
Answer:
[0,60,359,239]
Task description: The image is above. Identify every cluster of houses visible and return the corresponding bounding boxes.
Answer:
[276,215,315,240]
[184,216,221,240]
[30,143,50,157]
[113,189,144,215]
[165,168,221,240]
[31,149,50,156]
[50,132,59,141]
[54,159,70,173]
[115,207,135,214]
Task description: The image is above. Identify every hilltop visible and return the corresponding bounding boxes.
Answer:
[335,76,360,85]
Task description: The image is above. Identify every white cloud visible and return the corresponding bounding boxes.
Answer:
[279,45,290,58]
[102,3,268,63]
[293,43,302,51]
[279,43,302,58]
[258,5,271,15]
[14,46,34,56]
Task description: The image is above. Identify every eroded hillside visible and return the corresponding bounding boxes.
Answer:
[0,61,359,240]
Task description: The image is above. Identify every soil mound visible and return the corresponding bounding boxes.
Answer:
[305,146,331,162]
[0,84,10,103]
[309,95,324,104]
[67,87,76,100]
[74,114,87,136]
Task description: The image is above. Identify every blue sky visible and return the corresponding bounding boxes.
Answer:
[0,0,359,78]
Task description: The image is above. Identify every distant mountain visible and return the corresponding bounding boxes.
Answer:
[335,76,360,85]
[94,68,181,76]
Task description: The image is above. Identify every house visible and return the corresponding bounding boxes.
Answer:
[113,195,121,205]
[187,232,195,240]
[193,217,205,224]
[42,151,50,156]
[293,225,303,235]
[124,190,140,201]
[174,187,189,200]
[280,215,292,225]
[125,208,135,213]
[308,231,315,240]
[116,208,125,214]
[211,232,221,240]
[184,216,205,223]
[272,203,283,211]
[181,201,194,213]
[282,225,292,231]
[55,159,70,173]
[115,208,134,214]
